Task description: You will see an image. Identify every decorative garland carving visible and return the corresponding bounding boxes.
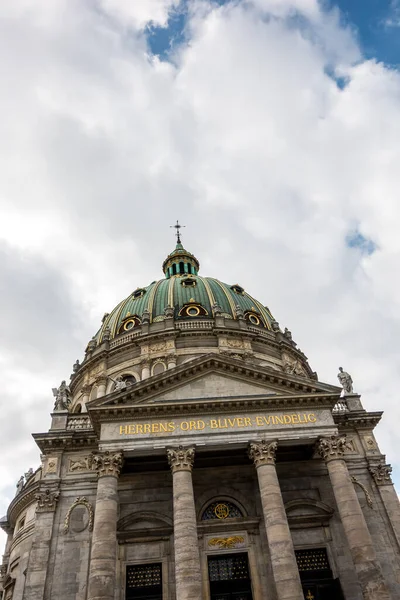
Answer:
[209,536,245,549]
[351,476,373,509]
[63,497,94,534]
[167,446,195,473]
[248,440,277,467]
[369,464,393,486]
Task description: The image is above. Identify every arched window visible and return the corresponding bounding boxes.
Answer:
[201,501,243,521]
[179,261,185,274]
[153,362,165,376]
[172,264,177,275]
[187,264,192,274]
[74,403,82,414]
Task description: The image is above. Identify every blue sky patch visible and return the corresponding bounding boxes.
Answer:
[346,230,377,255]
[145,0,400,69]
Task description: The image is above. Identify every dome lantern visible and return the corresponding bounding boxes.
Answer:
[162,221,200,278]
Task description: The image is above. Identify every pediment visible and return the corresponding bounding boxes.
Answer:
[147,371,281,403]
[88,354,340,424]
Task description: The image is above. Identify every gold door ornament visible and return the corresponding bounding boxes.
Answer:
[209,536,245,549]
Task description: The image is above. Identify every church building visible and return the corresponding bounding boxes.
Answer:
[1,233,400,600]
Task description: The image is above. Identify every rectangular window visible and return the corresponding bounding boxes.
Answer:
[126,563,162,600]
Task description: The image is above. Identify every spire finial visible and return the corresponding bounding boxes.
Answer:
[170,220,185,244]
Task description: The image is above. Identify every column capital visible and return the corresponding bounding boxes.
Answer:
[95,375,108,386]
[35,487,60,513]
[369,463,393,486]
[91,450,123,478]
[167,445,195,473]
[316,435,347,462]
[248,440,277,467]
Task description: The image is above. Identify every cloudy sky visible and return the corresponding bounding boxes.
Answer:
[1,0,400,545]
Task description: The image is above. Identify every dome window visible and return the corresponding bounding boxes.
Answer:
[244,311,263,326]
[231,284,244,295]
[178,302,208,318]
[118,315,141,334]
[132,288,146,299]
[181,277,196,287]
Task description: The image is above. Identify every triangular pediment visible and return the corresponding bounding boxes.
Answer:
[148,371,279,402]
[89,354,339,412]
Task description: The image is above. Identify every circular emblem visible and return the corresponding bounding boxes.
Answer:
[214,503,230,519]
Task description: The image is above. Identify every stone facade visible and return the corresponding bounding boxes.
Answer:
[2,247,400,600]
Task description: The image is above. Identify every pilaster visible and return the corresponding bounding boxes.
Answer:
[22,484,60,600]
[369,463,400,550]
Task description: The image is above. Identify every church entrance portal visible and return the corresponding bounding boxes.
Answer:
[295,549,345,600]
[125,563,162,600]
[208,552,253,600]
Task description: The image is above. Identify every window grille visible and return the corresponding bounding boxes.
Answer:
[126,563,162,589]
[202,501,243,520]
[208,553,250,582]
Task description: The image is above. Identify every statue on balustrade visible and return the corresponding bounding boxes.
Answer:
[52,380,71,411]
[337,367,353,395]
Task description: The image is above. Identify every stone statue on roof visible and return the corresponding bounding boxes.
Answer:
[114,376,127,392]
[16,476,24,495]
[52,380,71,411]
[337,367,353,395]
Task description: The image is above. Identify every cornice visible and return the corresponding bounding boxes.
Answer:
[33,430,98,453]
[334,411,383,430]
[7,482,39,528]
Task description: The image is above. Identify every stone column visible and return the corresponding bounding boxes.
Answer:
[317,436,391,600]
[248,440,303,600]
[167,353,177,370]
[370,463,400,549]
[96,376,107,398]
[141,358,151,380]
[87,450,123,600]
[22,485,60,600]
[167,446,202,600]
[80,384,91,412]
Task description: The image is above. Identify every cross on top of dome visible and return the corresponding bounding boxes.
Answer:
[170,220,185,245]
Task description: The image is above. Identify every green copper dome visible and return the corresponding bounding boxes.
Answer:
[94,241,275,344]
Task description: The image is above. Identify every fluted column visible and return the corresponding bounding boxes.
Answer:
[370,463,400,550]
[167,446,202,600]
[87,450,123,600]
[248,440,303,600]
[317,436,391,600]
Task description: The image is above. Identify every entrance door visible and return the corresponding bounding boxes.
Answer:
[208,553,253,600]
[126,563,162,600]
[295,549,345,600]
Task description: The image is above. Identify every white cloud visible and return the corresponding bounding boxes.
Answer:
[1,0,400,549]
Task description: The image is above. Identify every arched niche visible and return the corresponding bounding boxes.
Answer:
[284,499,334,529]
[117,511,173,541]
[152,361,166,376]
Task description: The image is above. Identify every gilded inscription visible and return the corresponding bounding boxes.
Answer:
[119,413,318,436]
